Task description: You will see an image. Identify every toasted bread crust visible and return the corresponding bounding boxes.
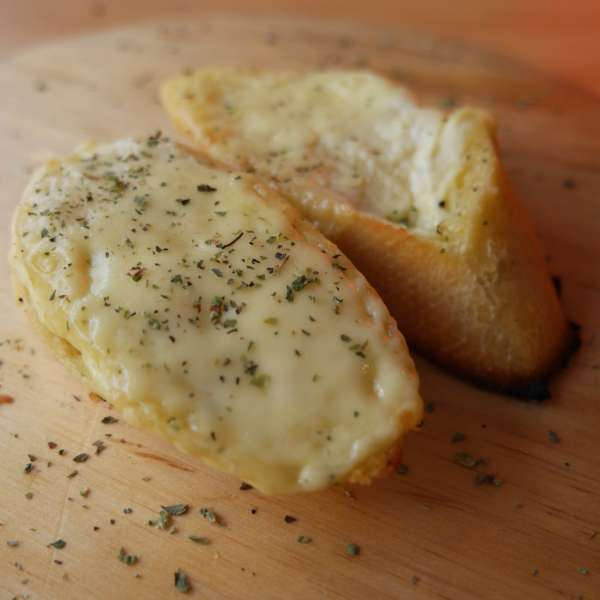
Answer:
[291,177,570,392]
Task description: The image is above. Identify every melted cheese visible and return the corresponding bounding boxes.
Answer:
[11,135,422,494]
[160,69,492,235]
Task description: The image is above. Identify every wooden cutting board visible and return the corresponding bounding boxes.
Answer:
[1,15,599,600]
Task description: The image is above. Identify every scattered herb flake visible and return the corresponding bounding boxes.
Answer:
[454,452,484,469]
[161,504,189,516]
[346,543,360,556]
[199,507,223,526]
[101,416,118,424]
[197,184,217,192]
[297,535,312,544]
[577,567,589,576]
[175,569,191,592]
[283,515,297,524]
[474,472,490,485]
[189,535,211,545]
[49,539,66,550]
[239,482,253,491]
[118,547,138,566]
[92,440,106,455]
[548,430,561,444]
[250,374,271,388]
[152,509,172,530]
[73,453,90,463]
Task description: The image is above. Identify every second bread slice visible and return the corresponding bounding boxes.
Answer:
[160,68,572,394]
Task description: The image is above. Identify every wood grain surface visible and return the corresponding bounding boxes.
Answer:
[3,1,600,98]
[0,16,599,600]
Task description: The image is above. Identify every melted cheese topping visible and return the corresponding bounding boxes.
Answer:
[11,135,422,494]
[161,69,493,235]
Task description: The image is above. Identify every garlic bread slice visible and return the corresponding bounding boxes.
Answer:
[10,134,422,494]
[160,68,571,394]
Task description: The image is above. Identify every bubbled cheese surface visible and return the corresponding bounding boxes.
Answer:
[11,135,422,494]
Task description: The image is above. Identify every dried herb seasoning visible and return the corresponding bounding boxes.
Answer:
[548,430,561,444]
[197,184,217,192]
[101,416,118,424]
[49,539,66,549]
[118,547,138,566]
[73,453,90,463]
[199,507,223,526]
[161,504,189,516]
[474,473,503,487]
[346,543,360,556]
[149,509,172,530]
[297,535,312,544]
[239,482,253,491]
[189,535,211,545]
[92,440,106,455]
[175,569,191,592]
[454,452,484,469]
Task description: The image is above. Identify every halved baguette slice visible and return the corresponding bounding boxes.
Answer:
[10,134,422,494]
[160,68,572,395]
